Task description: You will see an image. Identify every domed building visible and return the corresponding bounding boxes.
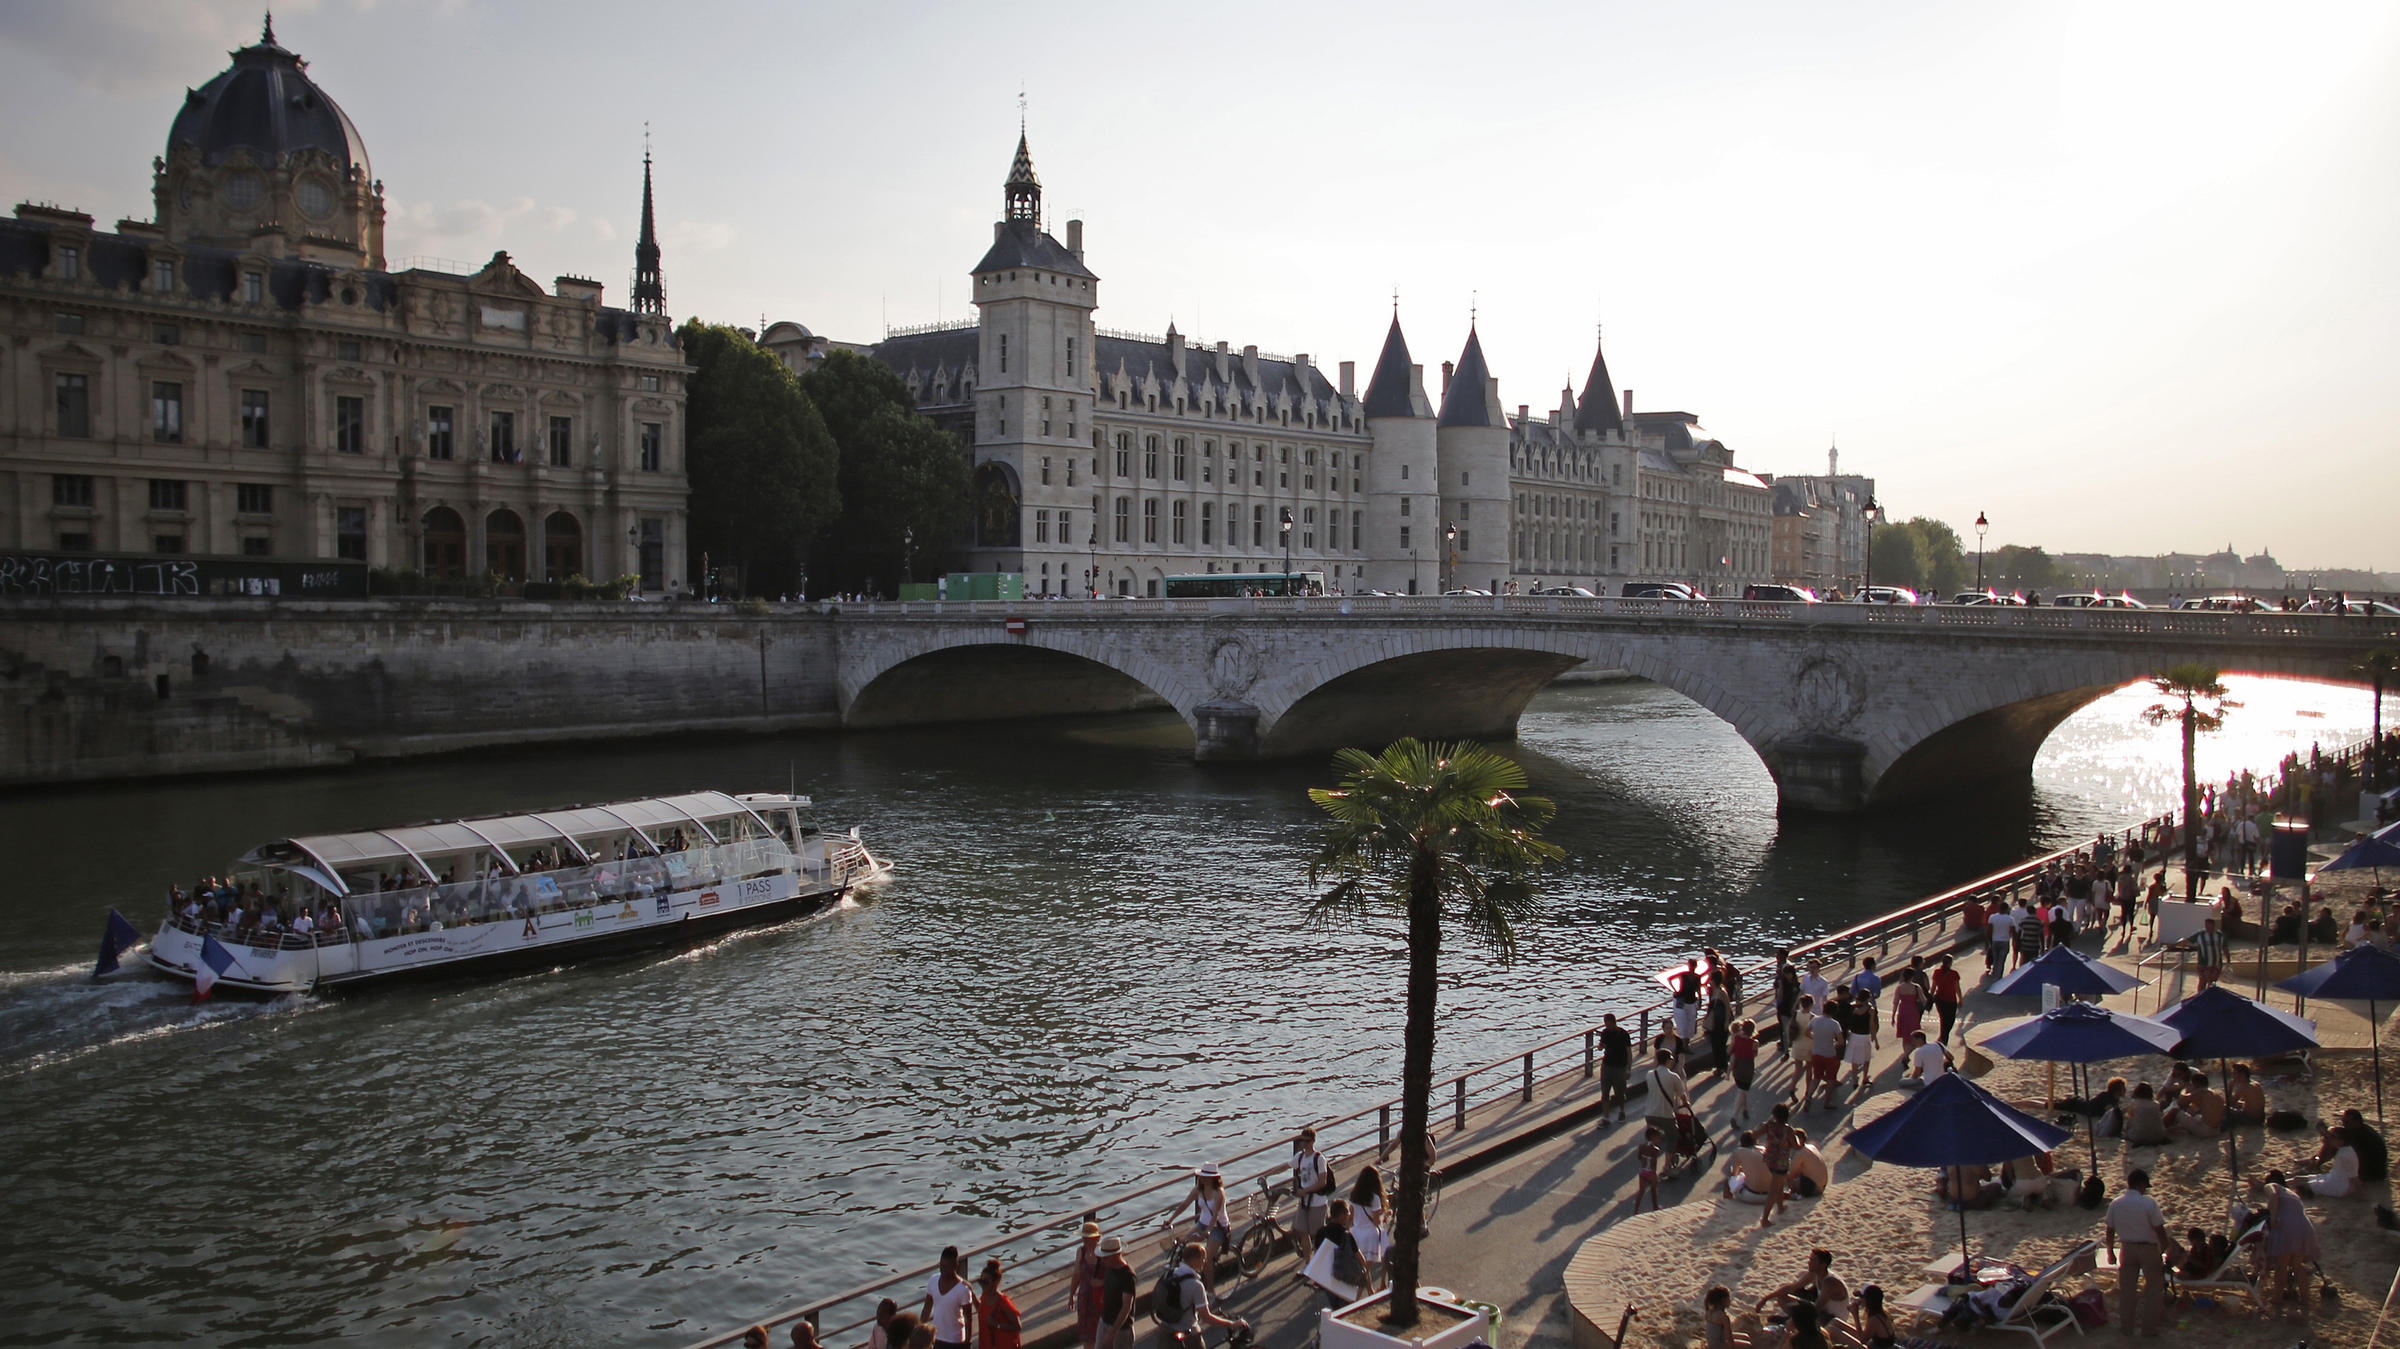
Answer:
[0,19,691,595]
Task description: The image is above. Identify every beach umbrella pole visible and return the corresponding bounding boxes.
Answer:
[2377,999,2386,1130]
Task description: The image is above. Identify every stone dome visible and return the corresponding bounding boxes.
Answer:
[166,20,369,180]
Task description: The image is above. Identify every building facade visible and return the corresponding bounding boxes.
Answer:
[0,20,691,592]
[1764,452,1876,591]
[784,137,1801,598]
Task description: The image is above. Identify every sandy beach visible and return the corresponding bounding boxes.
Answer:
[1571,991,2399,1347]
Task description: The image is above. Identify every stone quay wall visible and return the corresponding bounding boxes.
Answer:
[0,598,844,785]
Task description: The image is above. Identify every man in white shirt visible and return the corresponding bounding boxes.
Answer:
[1802,999,1843,1112]
[1799,964,1830,1010]
[1290,1127,1331,1256]
[1641,1047,1690,1171]
[2105,1170,2170,1334]
[1901,1031,1949,1089]
[921,1245,977,1349]
[1162,1242,1248,1349]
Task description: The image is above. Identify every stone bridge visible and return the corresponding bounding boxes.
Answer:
[5,596,2391,811]
[835,595,2396,811]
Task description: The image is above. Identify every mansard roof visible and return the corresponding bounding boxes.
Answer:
[971,218,1096,280]
[1093,333,1353,421]
[1436,326,1505,428]
[1360,316,1428,420]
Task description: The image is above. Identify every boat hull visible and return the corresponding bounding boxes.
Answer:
[149,876,846,996]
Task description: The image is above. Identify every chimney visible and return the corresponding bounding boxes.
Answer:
[1294,353,1309,370]
[1338,360,1355,397]
[1441,360,1454,395]
[1517,403,1528,423]
[1623,389,1634,419]
[1066,219,1084,259]
[993,220,1006,243]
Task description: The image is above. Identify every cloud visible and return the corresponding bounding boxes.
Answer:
[538,204,577,232]
[663,219,733,254]
[0,0,270,94]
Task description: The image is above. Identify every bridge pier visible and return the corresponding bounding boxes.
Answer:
[1760,734,1870,814]
[1190,701,1262,761]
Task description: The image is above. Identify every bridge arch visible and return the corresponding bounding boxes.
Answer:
[839,628,1201,732]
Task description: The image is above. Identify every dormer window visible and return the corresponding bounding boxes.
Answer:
[243,271,264,304]
[56,247,80,281]
[153,260,175,292]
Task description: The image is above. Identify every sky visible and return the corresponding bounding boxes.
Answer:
[4,0,2395,570]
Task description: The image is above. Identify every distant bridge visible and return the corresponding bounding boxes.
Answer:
[833,595,2396,812]
[9,595,2392,810]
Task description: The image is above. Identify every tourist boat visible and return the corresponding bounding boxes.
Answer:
[143,791,889,995]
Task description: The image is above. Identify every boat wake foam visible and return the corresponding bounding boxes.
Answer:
[0,959,319,1078]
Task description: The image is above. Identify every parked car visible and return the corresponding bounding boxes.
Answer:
[2299,597,2400,616]
[1852,585,1918,605]
[1531,584,1598,597]
[1621,581,1702,600]
[1743,584,1819,603]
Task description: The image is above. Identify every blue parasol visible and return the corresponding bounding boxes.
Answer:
[2159,986,2319,1061]
[1978,1002,2182,1167]
[1988,944,2146,999]
[2320,834,2400,878]
[2277,944,2400,1126]
[1848,1073,2074,1265]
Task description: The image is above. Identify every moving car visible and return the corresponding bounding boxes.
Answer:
[2052,592,2147,609]
[1852,585,1919,605]
[1743,584,1819,603]
[1531,585,1598,597]
[1621,581,1702,600]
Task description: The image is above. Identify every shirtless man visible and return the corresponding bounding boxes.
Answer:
[2165,1071,2226,1139]
[1751,1248,1849,1328]
[2223,1065,2267,1126]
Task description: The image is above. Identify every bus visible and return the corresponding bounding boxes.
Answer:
[1161,571,1327,598]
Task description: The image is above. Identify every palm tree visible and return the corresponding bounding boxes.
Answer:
[1306,739,1561,1327]
[2361,649,2397,788]
[2142,664,2240,900]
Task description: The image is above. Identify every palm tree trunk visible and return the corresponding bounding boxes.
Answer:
[1385,843,1443,1328]
[2183,702,2202,901]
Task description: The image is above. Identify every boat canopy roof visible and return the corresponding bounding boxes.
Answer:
[239,791,783,877]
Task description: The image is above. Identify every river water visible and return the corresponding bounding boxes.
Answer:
[0,674,2372,1346]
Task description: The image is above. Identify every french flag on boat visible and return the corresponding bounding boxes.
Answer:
[192,936,241,1002]
[93,909,144,978]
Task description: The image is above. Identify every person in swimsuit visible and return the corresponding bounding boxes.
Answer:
[1843,1285,1895,1349]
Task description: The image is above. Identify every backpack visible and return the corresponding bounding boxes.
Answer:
[1150,1270,1186,1325]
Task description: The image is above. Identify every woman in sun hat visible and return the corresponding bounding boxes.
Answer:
[1166,1165,1233,1289]
[1069,1221,1104,1349]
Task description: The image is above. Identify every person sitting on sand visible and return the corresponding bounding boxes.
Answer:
[2298,1125,2361,1198]
[2121,1083,2170,1146]
[2164,1071,2226,1139]
[1837,1285,1896,1349]
[1724,1131,1772,1203]
[1753,1248,1850,1329]
[1702,1285,1752,1349]
[2333,1109,2390,1182]
[2223,1065,2268,1127]
[2091,1077,2130,1138]
[1787,1133,1831,1199]
[1940,1163,2002,1209]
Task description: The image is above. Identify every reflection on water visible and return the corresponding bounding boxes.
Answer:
[0,673,2371,1346]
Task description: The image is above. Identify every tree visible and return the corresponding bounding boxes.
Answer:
[799,351,974,596]
[1905,517,1971,596]
[2361,649,2398,788]
[1305,740,1561,1327]
[2142,665,2239,900]
[1869,524,1931,593]
[1987,544,2061,596]
[677,322,839,596]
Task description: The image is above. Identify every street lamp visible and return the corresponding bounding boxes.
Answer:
[1444,521,1458,592]
[1861,496,1882,600]
[1278,507,1293,591]
[1974,510,1988,592]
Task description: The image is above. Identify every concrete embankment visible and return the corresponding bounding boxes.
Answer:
[0,598,849,785]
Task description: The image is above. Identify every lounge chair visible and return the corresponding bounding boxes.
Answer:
[1897,1239,2097,1345]
[2171,1214,2266,1309]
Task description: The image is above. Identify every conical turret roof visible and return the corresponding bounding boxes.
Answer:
[1574,333,1621,436]
[1360,316,1431,419]
[1436,326,1505,428]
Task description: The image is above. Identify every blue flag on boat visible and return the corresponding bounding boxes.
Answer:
[193,935,239,1002]
[93,909,143,979]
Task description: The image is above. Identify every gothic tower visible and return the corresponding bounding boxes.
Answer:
[1434,326,1512,592]
[1360,315,1436,594]
[968,133,1099,575]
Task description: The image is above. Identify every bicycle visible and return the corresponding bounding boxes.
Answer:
[1231,1175,1297,1279]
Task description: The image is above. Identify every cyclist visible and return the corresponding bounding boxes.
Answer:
[1163,1166,1233,1290]
[1158,1242,1249,1349]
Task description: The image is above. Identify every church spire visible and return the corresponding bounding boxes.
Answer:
[1004,133,1041,224]
[631,138,665,317]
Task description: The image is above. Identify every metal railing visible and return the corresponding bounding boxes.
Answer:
[679,742,2397,1349]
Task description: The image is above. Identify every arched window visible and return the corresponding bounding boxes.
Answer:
[421,507,465,578]
[484,508,526,582]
